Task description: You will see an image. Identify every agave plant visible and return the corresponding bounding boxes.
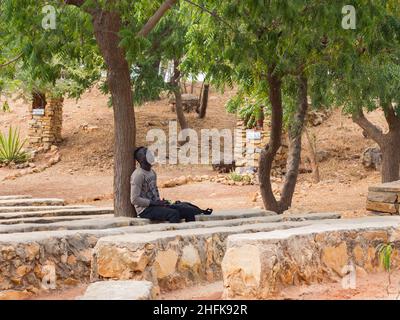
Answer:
[0,126,28,164]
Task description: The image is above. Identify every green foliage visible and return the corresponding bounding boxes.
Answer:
[377,243,394,273]
[228,172,251,183]
[0,0,103,100]
[0,127,28,164]
[1,101,11,112]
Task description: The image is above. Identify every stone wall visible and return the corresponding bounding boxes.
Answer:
[0,232,99,295]
[90,218,335,292]
[222,217,400,299]
[28,97,63,150]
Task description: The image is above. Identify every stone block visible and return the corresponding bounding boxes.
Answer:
[79,280,156,300]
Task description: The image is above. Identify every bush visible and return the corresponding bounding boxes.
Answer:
[1,101,11,112]
[228,172,252,183]
[0,127,28,164]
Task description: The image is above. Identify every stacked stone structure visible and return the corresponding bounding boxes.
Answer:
[234,118,288,174]
[28,96,63,150]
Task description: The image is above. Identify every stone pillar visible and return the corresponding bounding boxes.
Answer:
[234,116,287,174]
[28,95,63,150]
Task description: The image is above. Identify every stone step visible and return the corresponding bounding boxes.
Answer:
[0,210,340,233]
[222,216,400,299]
[0,198,65,207]
[0,205,93,213]
[78,281,155,300]
[0,195,32,200]
[196,208,276,221]
[0,216,140,234]
[0,214,279,234]
[0,207,114,220]
[0,214,115,225]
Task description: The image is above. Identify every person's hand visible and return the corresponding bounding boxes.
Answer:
[150,200,168,207]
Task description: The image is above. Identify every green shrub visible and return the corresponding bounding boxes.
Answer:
[1,101,11,112]
[0,127,28,164]
[228,172,252,183]
[377,243,393,273]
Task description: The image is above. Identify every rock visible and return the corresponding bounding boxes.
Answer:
[154,249,178,279]
[321,242,348,276]
[316,150,330,162]
[361,146,382,170]
[174,176,188,186]
[160,180,177,188]
[96,246,149,279]
[86,125,99,132]
[0,290,33,300]
[178,245,201,271]
[48,154,61,166]
[79,280,156,300]
[15,265,31,278]
[222,244,262,297]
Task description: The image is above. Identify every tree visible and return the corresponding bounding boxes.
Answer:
[130,6,194,130]
[328,2,400,182]
[183,0,340,213]
[1,0,177,217]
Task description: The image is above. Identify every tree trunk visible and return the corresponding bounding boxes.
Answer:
[32,91,47,109]
[279,74,309,212]
[198,84,209,119]
[352,103,400,183]
[258,67,283,213]
[91,8,136,217]
[172,60,188,130]
[381,131,400,182]
[65,0,178,218]
[191,80,195,94]
[304,127,320,183]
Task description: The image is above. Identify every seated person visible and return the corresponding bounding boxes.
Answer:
[130,146,212,223]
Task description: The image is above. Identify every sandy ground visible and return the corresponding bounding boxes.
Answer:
[29,271,400,300]
[0,86,392,300]
[0,86,386,216]
[162,271,400,300]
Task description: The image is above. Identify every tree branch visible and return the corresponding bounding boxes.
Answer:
[64,0,85,6]
[352,109,384,145]
[137,0,178,37]
[183,0,234,30]
[0,53,23,69]
[383,102,400,131]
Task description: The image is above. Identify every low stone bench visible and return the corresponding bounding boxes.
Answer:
[78,280,156,300]
[91,213,340,292]
[0,211,339,295]
[0,208,275,233]
[222,216,400,299]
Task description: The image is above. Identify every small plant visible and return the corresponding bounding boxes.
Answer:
[228,172,252,184]
[1,101,11,112]
[0,126,28,164]
[376,242,395,294]
[228,172,244,182]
